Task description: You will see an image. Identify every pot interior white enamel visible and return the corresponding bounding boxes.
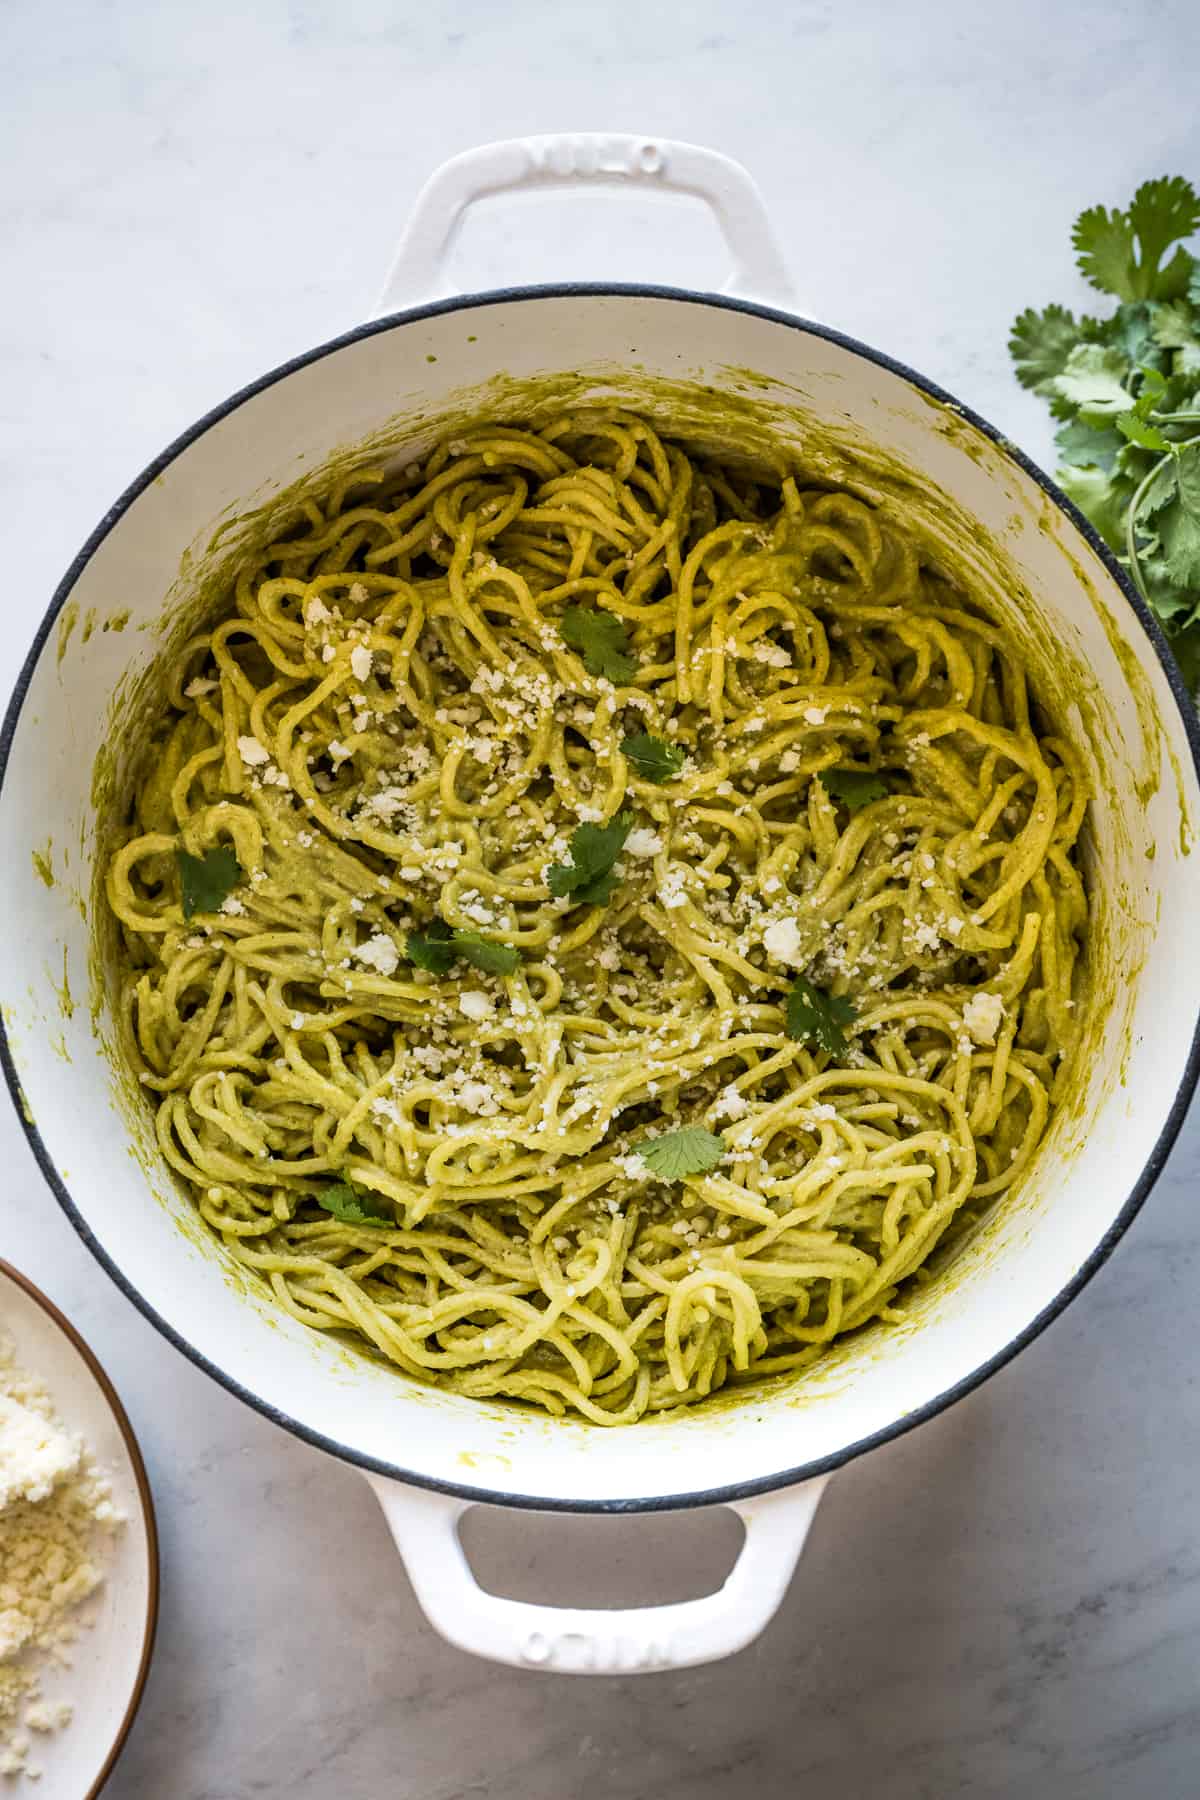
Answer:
[4,289,1198,1509]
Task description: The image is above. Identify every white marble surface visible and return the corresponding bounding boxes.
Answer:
[3,0,1200,1794]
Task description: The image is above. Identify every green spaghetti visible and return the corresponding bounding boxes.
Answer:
[106,408,1090,1425]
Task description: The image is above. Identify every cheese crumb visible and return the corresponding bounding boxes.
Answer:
[762,916,805,966]
[0,1398,79,1511]
[459,991,493,1022]
[625,828,662,858]
[659,869,687,908]
[236,735,270,767]
[962,992,1005,1045]
[350,645,373,683]
[714,1085,749,1121]
[352,933,400,977]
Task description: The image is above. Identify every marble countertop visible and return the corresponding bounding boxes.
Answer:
[4,0,1200,1793]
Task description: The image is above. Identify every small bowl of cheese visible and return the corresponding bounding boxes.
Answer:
[0,1260,157,1792]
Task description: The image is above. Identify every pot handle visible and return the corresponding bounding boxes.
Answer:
[365,1473,827,1673]
[375,134,794,315]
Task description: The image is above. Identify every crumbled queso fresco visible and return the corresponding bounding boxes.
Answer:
[0,1336,125,1781]
[962,991,1005,1045]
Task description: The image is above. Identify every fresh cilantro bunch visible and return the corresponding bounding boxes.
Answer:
[1009,177,1200,688]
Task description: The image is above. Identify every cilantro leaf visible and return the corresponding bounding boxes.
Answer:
[818,767,888,812]
[1139,450,1186,521]
[1151,299,1200,377]
[1055,416,1124,472]
[1105,302,1170,372]
[1073,203,1141,299]
[1127,179,1200,300]
[547,812,633,906]
[406,918,455,973]
[1115,411,1173,453]
[1051,344,1131,418]
[1190,264,1200,308]
[1110,366,1175,450]
[406,919,520,976]
[1009,304,1083,393]
[317,1178,394,1227]
[176,845,243,920]
[1131,365,1169,415]
[1152,300,1197,349]
[785,977,856,1056]
[635,1125,726,1182]
[452,932,520,976]
[1137,443,1200,588]
[560,607,637,683]
[1073,178,1200,301]
[621,732,685,783]
[1141,551,1199,625]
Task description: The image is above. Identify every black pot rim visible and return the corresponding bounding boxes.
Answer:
[4,280,1199,1514]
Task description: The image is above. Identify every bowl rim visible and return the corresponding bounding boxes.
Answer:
[0,1257,160,1794]
[3,280,1200,1513]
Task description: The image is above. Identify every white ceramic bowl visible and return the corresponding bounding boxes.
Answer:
[2,136,1198,1673]
[0,1261,157,1791]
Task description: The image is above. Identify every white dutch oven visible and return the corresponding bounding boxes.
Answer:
[4,136,1200,1675]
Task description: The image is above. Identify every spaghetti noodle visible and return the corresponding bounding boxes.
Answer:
[106,408,1089,1424]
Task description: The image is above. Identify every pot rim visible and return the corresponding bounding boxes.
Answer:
[4,280,1199,1513]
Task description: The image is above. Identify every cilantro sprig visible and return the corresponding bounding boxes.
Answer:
[1010,176,1200,686]
[560,607,638,683]
[406,919,520,976]
[621,732,685,783]
[817,768,888,813]
[317,1177,394,1227]
[547,812,633,906]
[635,1126,726,1182]
[176,845,244,920]
[785,977,856,1056]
